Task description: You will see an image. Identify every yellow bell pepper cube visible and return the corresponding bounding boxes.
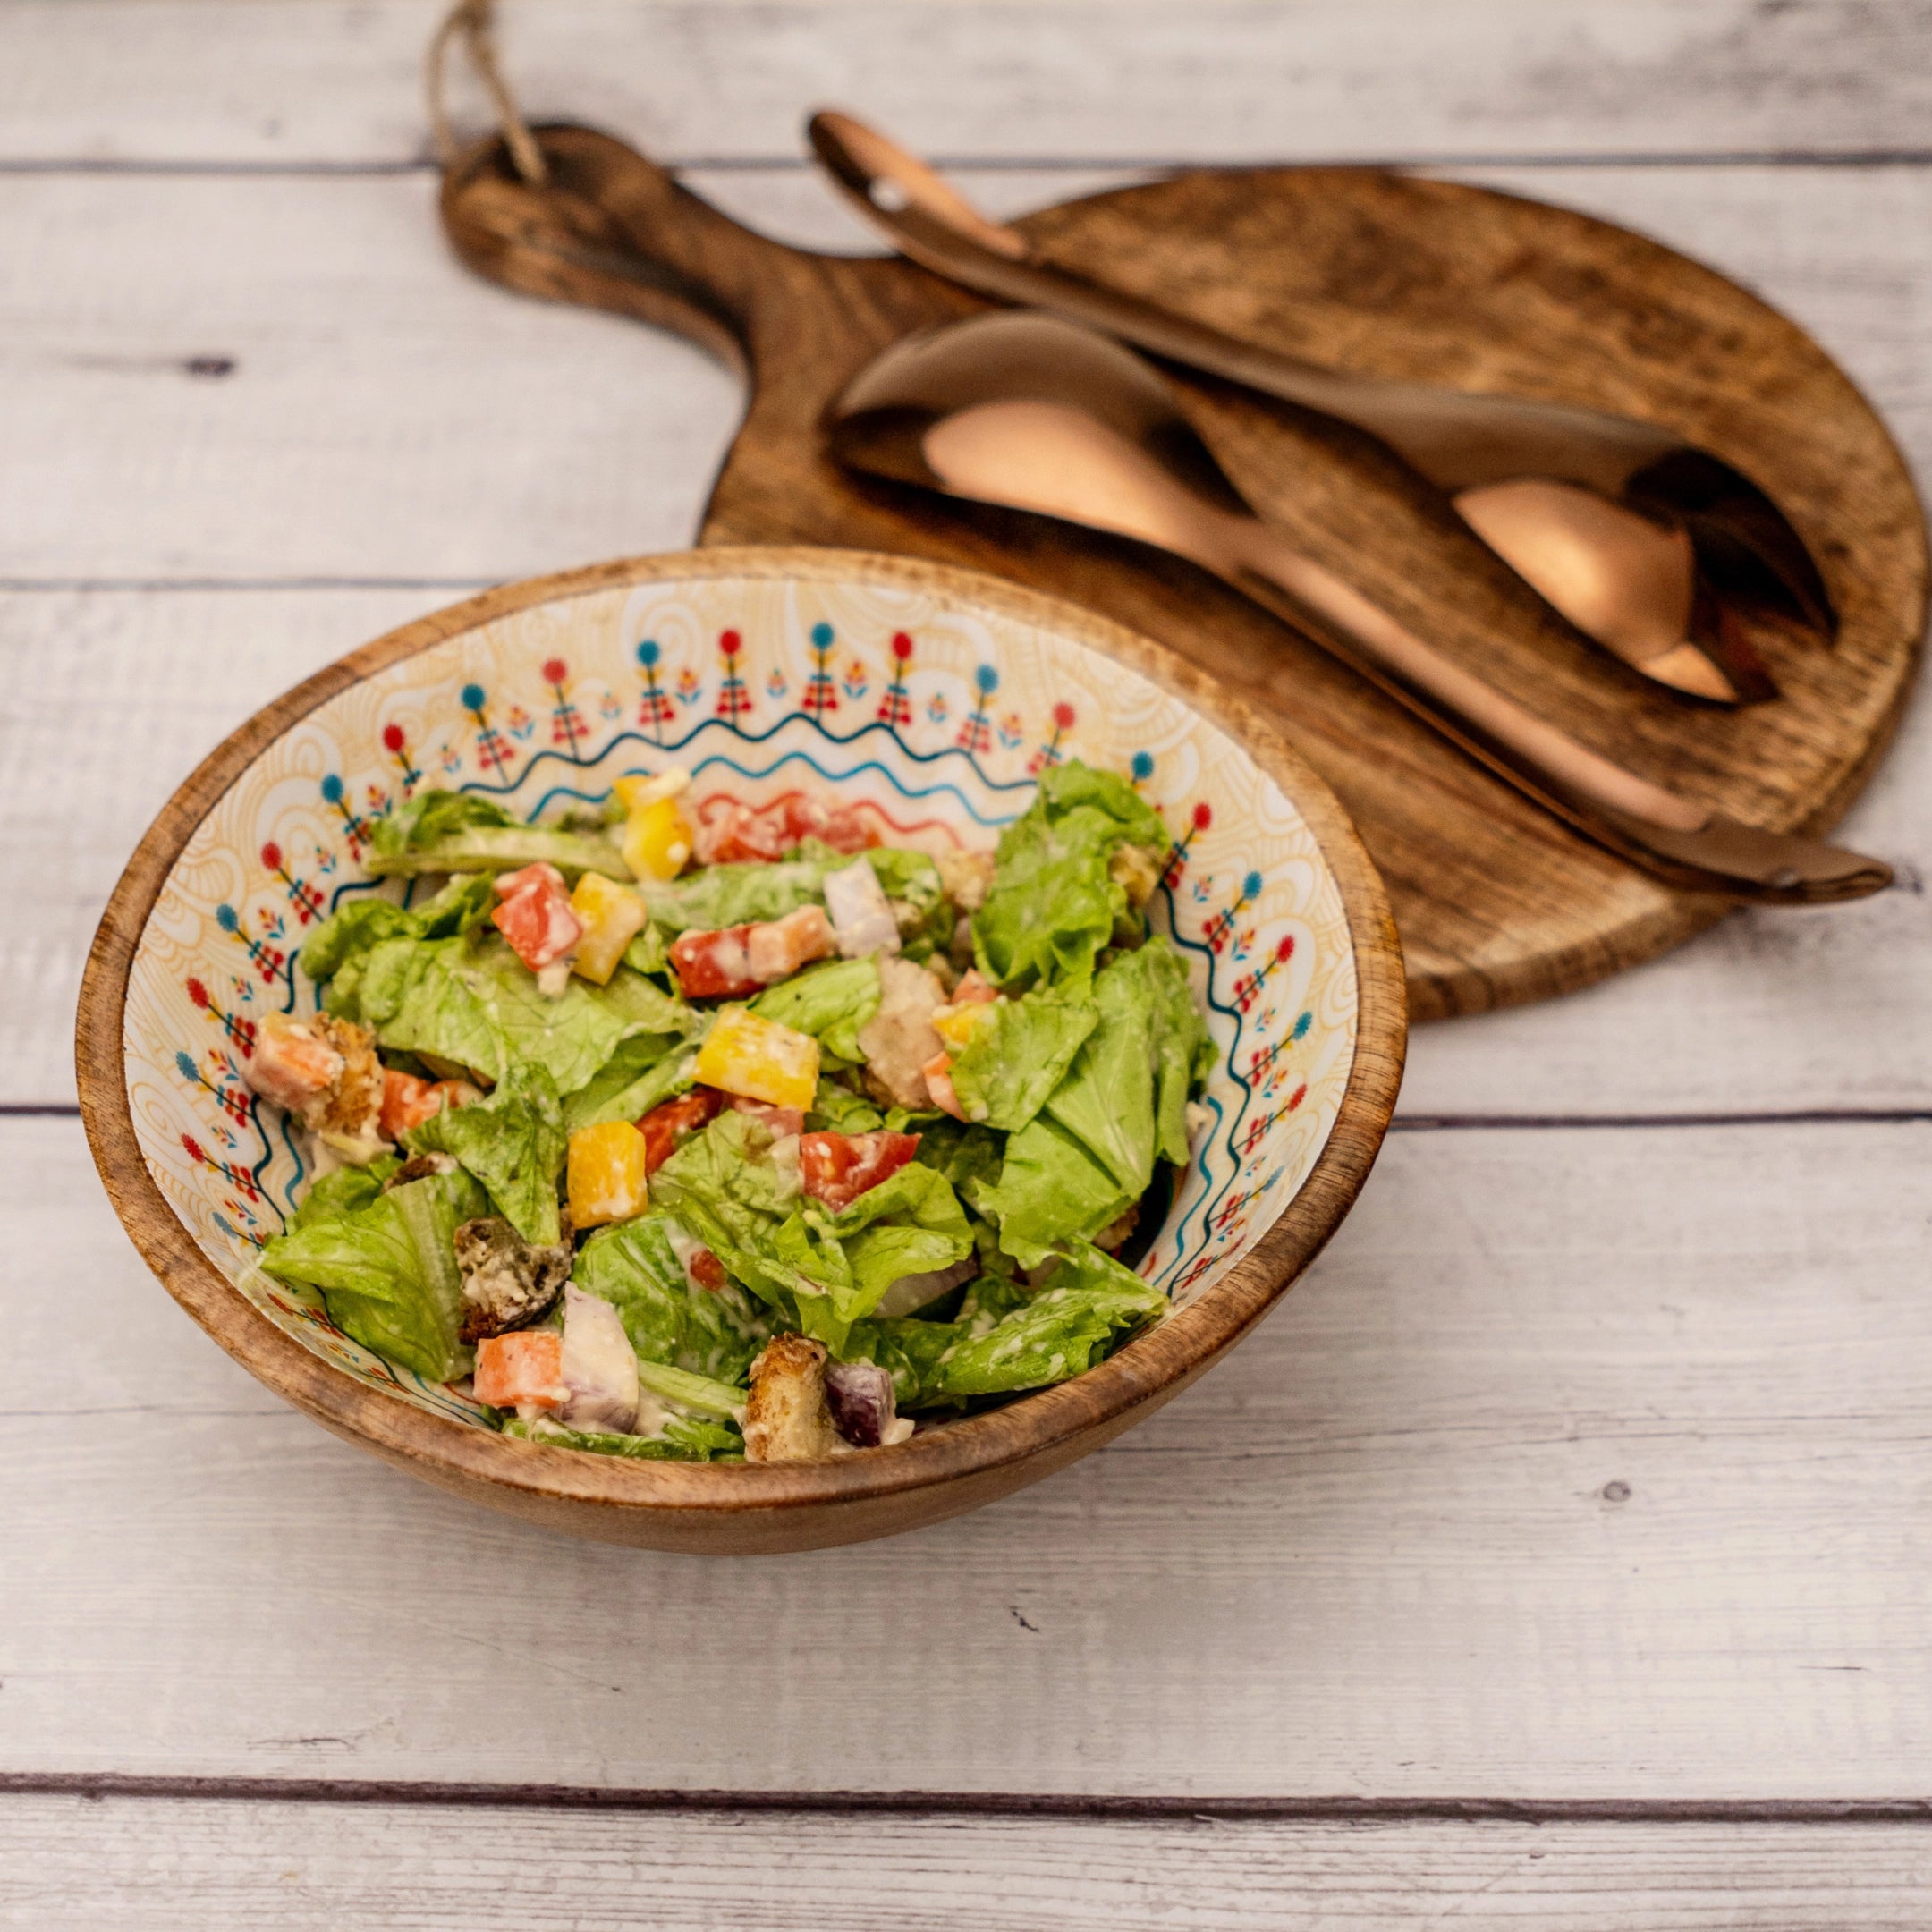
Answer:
[931,998,996,1052]
[568,871,648,985]
[614,770,695,883]
[691,1007,820,1112]
[568,1120,650,1228]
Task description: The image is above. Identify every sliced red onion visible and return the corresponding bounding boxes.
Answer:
[823,859,902,958]
[825,1360,897,1449]
[558,1285,640,1434]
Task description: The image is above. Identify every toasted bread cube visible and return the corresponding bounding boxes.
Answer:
[568,1120,650,1228]
[742,1333,842,1462]
[691,1007,819,1112]
[474,1329,567,1411]
[568,871,648,985]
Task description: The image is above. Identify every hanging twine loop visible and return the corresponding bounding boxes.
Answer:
[427,0,549,185]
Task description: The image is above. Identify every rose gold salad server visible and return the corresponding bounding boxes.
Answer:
[810,109,1838,708]
[827,309,1889,905]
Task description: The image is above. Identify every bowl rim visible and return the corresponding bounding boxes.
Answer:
[77,545,1406,1523]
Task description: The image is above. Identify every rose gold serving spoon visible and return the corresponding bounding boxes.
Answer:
[810,109,1838,708]
[827,310,1888,904]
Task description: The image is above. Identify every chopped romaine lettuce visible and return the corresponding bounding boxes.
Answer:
[972,762,1166,995]
[287,1155,399,1231]
[947,989,1097,1132]
[561,1032,699,1133]
[970,1114,1133,1267]
[807,1079,886,1134]
[572,1211,774,1385]
[750,955,880,1063]
[368,787,630,881]
[402,1060,565,1246]
[260,1166,487,1382]
[504,1416,743,1461]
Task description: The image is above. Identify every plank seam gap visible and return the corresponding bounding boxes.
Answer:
[3,149,1931,179]
[5,1775,1932,1824]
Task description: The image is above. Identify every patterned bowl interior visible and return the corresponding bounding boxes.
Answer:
[123,563,1360,1428]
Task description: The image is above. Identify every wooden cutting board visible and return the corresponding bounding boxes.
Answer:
[442,126,1926,1021]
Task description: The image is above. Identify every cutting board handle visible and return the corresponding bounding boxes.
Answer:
[440,123,797,376]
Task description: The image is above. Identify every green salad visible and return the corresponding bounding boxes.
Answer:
[247,758,1213,1462]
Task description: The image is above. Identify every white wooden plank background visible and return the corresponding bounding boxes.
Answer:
[5,1,1931,1922]
[5,1798,1932,1931]
[8,1114,1929,1796]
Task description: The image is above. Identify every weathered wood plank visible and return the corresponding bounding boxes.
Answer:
[5,0,1932,169]
[4,1797,1931,1931]
[7,1115,1929,1793]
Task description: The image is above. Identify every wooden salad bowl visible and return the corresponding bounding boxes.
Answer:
[76,549,1405,1552]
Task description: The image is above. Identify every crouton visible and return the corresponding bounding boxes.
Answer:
[742,1334,843,1463]
[936,846,996,913]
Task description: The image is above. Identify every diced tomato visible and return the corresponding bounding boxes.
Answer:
[731,1095,805,1139]
[694,792,878,864]
[922,1051,966,1122]
[815,805,880,855]
[637,1087,724,1174]
[953,968,998,1006]
[799,1129,922,1212]
[689,1247,727,1292]
[491,862,582,972]
[670,905,835,999]
[473,1330,566,1410]
[379,1067,445,1140]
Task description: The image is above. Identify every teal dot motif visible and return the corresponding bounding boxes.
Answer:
[1131,750,1155,781]
[461,682,486,713]
[1242,869,1263,899]
[811,623,835,649]
[637,640,660,668]
[216,903,240,933]
[973,664,999,695]
[319,774,344,804]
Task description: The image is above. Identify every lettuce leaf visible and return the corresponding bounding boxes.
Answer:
[640,859,827,934]
[911,1118,1005,1197]
[572,1211,775,1385]
[649,1114,811,1317]
[751,956,880,1064]
[287,1155,399,1231]
[947,990,1097,1131]
[970,1114,1133,1267]
[972,761,1166,996]
[503,1416,743,1462]
[259,1167,487,1383]
[1043,938,1210,1192]
[367,788,630,881]
[300,874,496,985]
[808,1078,886,1133]
[930,1241,1165,1395]
[402,1060,565,1245]
[347,935,506,1081]
[562,1032,699,1133]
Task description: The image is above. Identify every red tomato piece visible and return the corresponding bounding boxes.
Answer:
[473,1330,566,1410]
[491,862,582,971]
[730,1095,805,1139]
[637,1087,724,1174]
[799,1130,922,1212]
[670,906,835,999]
[697,801,792,865]
[815,805,880,855]
[688,1247,727,1292]
[378,1067,444,1141]
[952,968,999,1006]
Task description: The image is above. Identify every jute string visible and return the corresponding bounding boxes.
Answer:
[426,0,549,184]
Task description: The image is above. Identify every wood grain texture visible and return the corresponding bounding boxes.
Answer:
[5,1797,1932,1931]
[72,547,1404,1555]
[12,1114,1930,1794]
[439,124,1923,1017]
[8,0,1932,168]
